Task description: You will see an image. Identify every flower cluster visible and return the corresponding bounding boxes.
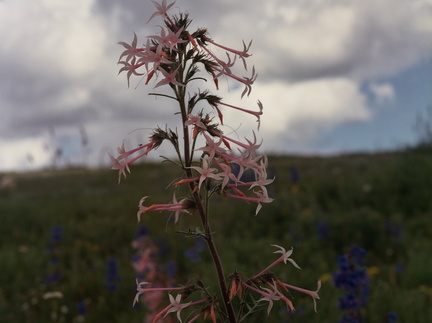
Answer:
[133,245,320,322]
[113,7,271,216]
[117,2,257,98]
[132,225,177,322]
[333,245,370,323]
[232,245,321,315]
[112,1,319,321]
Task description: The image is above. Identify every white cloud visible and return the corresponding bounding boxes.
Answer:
[220,78,370,146]
[0,0,108,78]
[0,138,51,172]
[369,82,395,106]
[207,0,432,82]
[0,0,431,171]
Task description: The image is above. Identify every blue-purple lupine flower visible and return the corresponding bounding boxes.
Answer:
[77,300,87,316]
[340,314,362,323]
[385,221,403,245]
[135,225,149,239]
[105,257,121,292]
[184,237,206,263]
[394,263,404,274]
[289,166,300,184]
[45,226,62,284]
[45,273,60,285]
[333,246,369,322]
[165,260,177,278]
[385,311,398,323]
[316,220,329,241]
[50,226,62,244]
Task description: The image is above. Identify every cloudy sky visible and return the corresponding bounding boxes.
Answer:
[1,0,431,172]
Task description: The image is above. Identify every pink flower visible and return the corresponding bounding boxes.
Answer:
[136,196,190,222]
[155,67,184,88]
[222,151,262,181]
[195,132,226,161]
[242,281,280,315]
[272,245,301,268]
[202,36,252,69]
[250,245,300,281]
[225,188,273,215]
[150,26,186,52]
[132,280,186,307]
[214,65,257,98]
[109,153,130,184]
[249,167,275,198]
[118,57,144,87]
[282,280,321,312]
[170,194,189,223]
[140,40,173,72]
[212,159,237,190]
[197,41,236,75]
[147,0,176,23]
[196,36,256,97]
[164,294,192,323]
[258,284,282,315]
[218,131,262,157]
[190,158,223,189]
[110,140,159,183]
[184,114,206,130]
[133,280,150,306]
[118,32,144,62]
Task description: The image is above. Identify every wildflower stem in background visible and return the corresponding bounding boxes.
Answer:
[113,1,319,321]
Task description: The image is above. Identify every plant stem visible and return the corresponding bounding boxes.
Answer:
[176,82,237,322]
[194,190,237,322]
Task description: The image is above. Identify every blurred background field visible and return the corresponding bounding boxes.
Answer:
[1,148,432,322]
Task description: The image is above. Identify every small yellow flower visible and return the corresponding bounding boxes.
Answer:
[366,266,380,277]
[319,273,332,284]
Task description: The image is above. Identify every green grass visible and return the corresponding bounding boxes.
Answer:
[1,150,431,322]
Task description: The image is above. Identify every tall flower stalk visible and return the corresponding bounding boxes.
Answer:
[112,1,319,321]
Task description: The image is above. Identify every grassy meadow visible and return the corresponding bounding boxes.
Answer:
[1,149,431,322]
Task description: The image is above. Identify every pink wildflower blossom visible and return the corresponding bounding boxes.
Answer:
[195,132,227,161]
[202,36,252,69]
[212,158,238,190]
[149,26,186,52]
[190,158,223,189]
[140,41,173,72]
[241,281,281,315]
[118,32,144,62]
[197,41,236,75]
[137,196,191,222]
[164,294,192,323]
[249,167,274,197]
[155,67,184,88]
[272,245,301,268]
[147,0,176,23]
[225,189,273,215]
[250,245,301,282]
[110,138,161,183]
[282,280,321,312]
[217,100,263,128]
[213,65,257,98]
[133,280,187,307]
[216,131,262,158]
[184,114,207,130]
[118,57,145,87]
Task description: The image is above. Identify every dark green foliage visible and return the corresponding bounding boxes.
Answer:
[0,150,431,322]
